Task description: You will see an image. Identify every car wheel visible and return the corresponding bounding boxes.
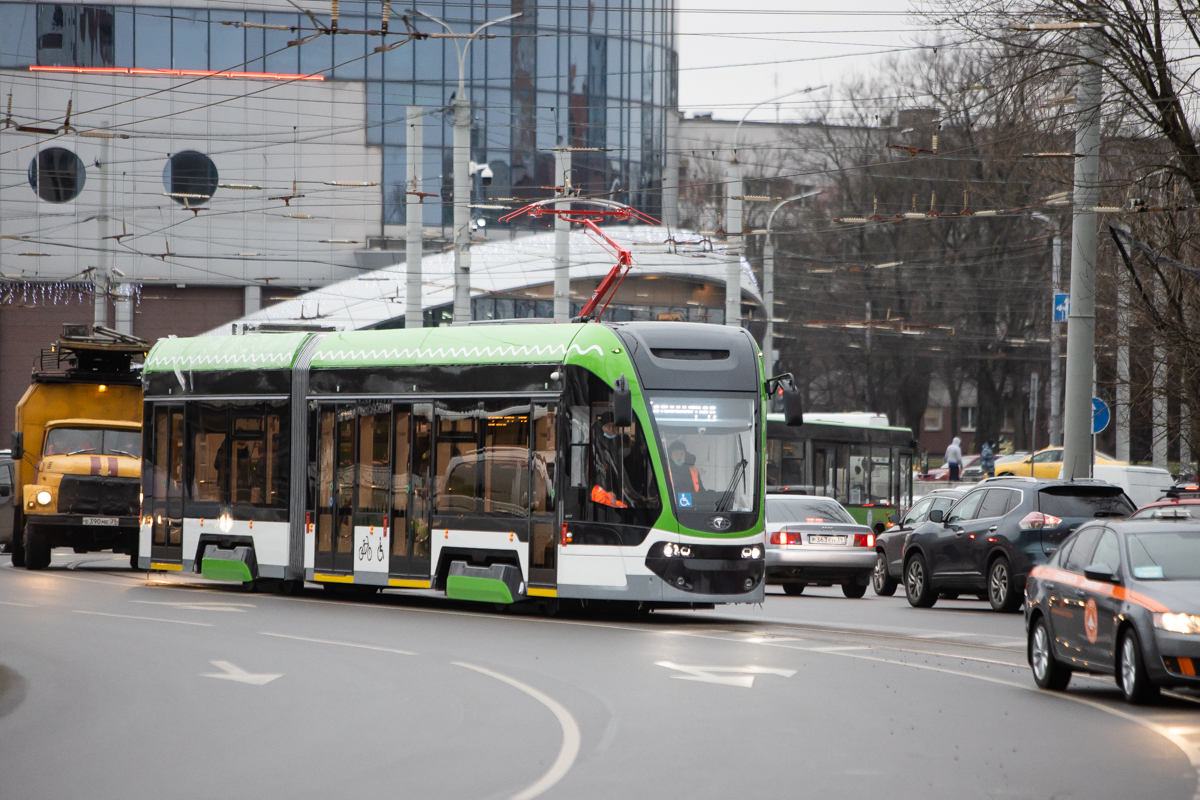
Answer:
[1118,628,1160,705]
[872,552,898,596]
[782,582,805,596]
[1029,616,1071,690]
[24,526,51,571]
[904,554,937,608]
[842,580,868,599]
[987,557,1022,613]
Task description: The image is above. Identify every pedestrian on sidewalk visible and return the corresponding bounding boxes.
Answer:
[980,440,996,478]
[945,437,963,482]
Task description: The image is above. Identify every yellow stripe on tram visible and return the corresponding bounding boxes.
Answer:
[388,578,432,589]
[527,587,557,598]
[150,562,183,571]
[313,573,355,584]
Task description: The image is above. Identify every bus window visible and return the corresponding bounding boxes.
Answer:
[870,445,893,505]
[848,444,869,505]
[780,440,804,486]
[765,439,781,487]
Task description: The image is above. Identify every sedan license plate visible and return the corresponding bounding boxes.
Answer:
[808,534,847,545]
[83,517,119,527]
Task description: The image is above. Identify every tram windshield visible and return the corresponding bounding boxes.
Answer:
[648,395,758,513]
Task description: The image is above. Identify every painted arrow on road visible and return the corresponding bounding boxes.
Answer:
[655,661,796,688]
[201,660,282,686]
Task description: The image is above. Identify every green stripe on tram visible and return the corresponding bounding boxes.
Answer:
[446,575,515,604]
[201,558,253,583]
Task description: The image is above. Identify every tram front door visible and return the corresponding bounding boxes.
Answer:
[149,405,184,564]
[389,403,432,581]
[315,406,356,574]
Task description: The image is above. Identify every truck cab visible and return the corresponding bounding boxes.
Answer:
[11,325,147,570]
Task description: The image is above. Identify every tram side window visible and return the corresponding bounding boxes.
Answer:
[532,407,556,514]
[186,401,288,512]
[357,405,390,515]
[564,366,661,527]
[434,401,531,518]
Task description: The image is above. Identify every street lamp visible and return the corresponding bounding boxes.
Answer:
[723,85,824,328]
[411,9,520,324]
[763,191,822,379]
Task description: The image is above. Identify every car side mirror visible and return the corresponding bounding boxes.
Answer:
[1084,564,1119,583]
[10,431,22,461]
[887,512,897,523]
[613,374,633,428]
[928,509,944,523]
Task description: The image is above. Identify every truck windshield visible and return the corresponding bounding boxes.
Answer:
[648,394,757,513]
[44,427,141,458]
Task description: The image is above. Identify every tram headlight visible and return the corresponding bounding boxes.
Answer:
[741,546,762,559]
[36,490,52,506]
[661,543,692,558]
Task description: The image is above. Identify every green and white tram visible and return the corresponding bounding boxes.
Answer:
[139,321,788,607]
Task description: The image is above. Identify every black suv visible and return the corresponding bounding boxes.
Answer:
[903,478,1135,612]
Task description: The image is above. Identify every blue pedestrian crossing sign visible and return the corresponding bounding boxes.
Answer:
[1092,397,1110,435]
[1054,294,1070,322]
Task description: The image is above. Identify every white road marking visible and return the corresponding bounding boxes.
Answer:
[201,660,282,686]
[655,661,796,688]
[259,631,415,655]
[72,610,212,626]
[802,645,870,653]
[0,600,37,607]
[453,661,580,800]
[132,600,253,612]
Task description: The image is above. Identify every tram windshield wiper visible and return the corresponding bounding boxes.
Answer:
[716,435,748,513]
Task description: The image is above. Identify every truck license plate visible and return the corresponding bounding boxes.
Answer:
[83,517,119,526]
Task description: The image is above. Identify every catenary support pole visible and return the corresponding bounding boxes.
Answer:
[553,148,570,321]
[95,130,111,330]
[243,285,261,316]
[1061,32,1102,480]
[1050,226,1063,446]
[662,111,680,228]
[406,106,424,329]
[452,95,472,323]
[1116,250,1131,462]
[725,159,742,327]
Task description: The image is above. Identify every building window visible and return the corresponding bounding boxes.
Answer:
[28,147,85,203]
[36,4,114,68]
[163,151,218,207]
[961,406,977,432]
[923,407,943,433]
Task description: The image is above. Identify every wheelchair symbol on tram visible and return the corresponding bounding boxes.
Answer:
[377,540,385,561]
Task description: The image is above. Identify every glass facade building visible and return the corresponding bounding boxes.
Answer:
[0,1,677,227]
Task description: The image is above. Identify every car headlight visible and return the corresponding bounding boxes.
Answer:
[1154,613,1200,634]
[36,490,52,506]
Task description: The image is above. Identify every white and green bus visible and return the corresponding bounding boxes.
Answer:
[139,321,795,607]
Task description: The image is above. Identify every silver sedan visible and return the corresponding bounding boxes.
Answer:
[765,493,877,597]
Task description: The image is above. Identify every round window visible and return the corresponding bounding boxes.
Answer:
[28,147,86,203]
[163,151,218,207]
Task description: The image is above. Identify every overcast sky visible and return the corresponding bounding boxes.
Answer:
[675,0,936,122]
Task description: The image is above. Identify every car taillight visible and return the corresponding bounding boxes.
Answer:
[853,533,875,547]
[1019,511,1063,530]
[770,531,802,545]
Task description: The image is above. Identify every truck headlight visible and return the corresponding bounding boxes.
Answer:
[36,490,52,506]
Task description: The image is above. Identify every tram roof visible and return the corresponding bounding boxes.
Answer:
[209,225,761,334]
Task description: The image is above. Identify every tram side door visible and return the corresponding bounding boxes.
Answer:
[315,405,356,574]
[150,405,185,563]
[528,403,558,589]
[389,403,432,581]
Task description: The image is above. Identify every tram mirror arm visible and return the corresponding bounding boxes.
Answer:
[613,375,633,428]
[767,373,804,427]
[10,431,21,461]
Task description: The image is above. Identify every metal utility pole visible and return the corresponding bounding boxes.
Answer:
[725,85,824,329]
[724,159,742,327]
[553,148,570,321]
[762,191,821,377]
[1030,372,1040,450]
[413,10,519,325]
[1033,213,1064,446]
[406,106,424,329]
[1060,30,1103,480]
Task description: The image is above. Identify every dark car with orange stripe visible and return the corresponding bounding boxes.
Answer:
[1026,519,1200,703]
[903,478,1135,612]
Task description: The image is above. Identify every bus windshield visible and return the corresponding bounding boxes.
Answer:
[648,395,757,513]
[44,427,141,458]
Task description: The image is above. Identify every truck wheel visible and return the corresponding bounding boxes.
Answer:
[10,534,25,568]
[24,526,51,570]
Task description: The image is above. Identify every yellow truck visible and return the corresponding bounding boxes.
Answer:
[10,325,148,570]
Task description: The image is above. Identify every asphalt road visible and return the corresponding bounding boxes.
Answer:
[2,551,1200,800]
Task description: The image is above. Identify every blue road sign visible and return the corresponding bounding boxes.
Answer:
[1092,397,1110,435]
[1054,293,1070,323]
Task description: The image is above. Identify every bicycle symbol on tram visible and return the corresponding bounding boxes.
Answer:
[358,537,373,561]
